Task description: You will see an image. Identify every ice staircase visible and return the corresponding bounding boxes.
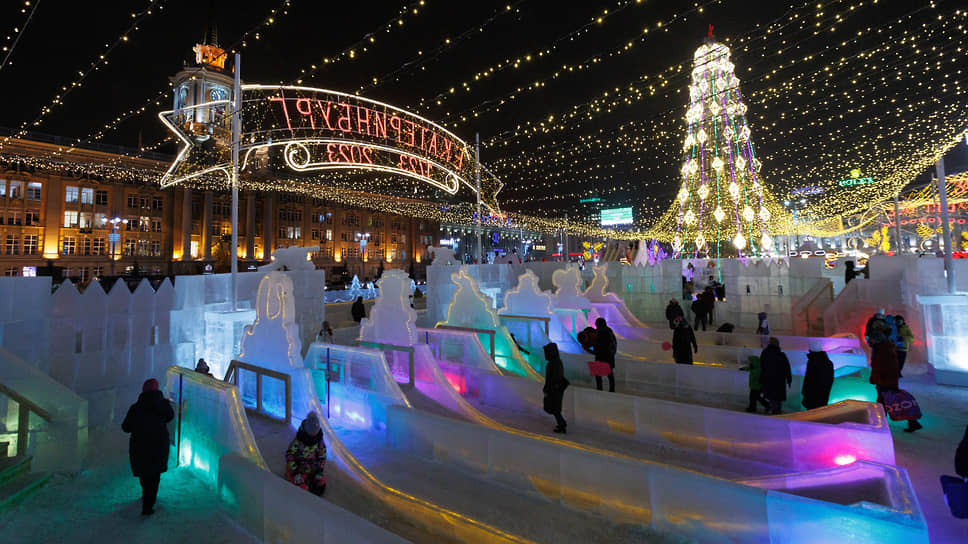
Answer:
[0,447,50,510]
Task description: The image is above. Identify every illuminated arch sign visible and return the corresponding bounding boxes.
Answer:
[159,85,489,207]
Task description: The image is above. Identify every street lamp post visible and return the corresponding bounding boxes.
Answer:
[357,232,370,280]
[104,216,128,277]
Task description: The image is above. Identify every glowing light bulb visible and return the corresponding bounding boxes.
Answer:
[708,101,722,117]
[695,234,706,248]
[728,182,740,199]
[735,156,746,171]
[759,207,771,221]
[834,454,856,466]
[723,125,734,142]
[684,209,696,225]
[672,236,682,252]
[742,206,755,222]
[733,233,746,250]
[761,234,773,250]
[711,156,724,172]
[678,187,689,203]
[713,206,725,223]
[696,128,707,144]
[697,184,709,199]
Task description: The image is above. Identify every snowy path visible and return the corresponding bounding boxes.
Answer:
[0,461,258,544]
[888,372,968,542]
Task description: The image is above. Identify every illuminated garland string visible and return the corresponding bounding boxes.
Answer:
[4,0,165,141]
[0,0,40,72]
[290,0,428,85]
[77,0,293,147]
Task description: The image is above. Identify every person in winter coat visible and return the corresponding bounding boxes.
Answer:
[194,358,213,377]
[665,299,684,329]
[316,320,334,344]
[351,296,366,322]
[759,338,792,414]
[802,340,835,410]
[691,297,707,331]
[844,260,857,284]
[672,317,698,365]
[869,338,923,432]
[957,424,968,479]
[756,312,770,348]
[121,378,175,515]
[865,309,891,347]
[702,285,716,325]
[585,318,617,392]
[542,342,570,434]
[745,355,770,413]
[286,412,327,495]
[894,315,914,378]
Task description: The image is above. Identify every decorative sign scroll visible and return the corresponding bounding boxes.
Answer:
[159,84,497,211]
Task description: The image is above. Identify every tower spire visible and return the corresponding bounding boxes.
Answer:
[203,0,218,47]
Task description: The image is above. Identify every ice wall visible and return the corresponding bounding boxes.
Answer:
[163,366,266,486]
[218,453,408,543]
[0,346,88,472]
[917,294,968,386]
[552,265,591,311]
[499,269,552,317]
[360,269,418,347]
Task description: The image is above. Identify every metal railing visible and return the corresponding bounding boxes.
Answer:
[224,360,292,426]
[0,383,52,457]
[433,324,496,361]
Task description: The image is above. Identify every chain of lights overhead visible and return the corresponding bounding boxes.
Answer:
[289,0,428,85]
[354,1,526,95]
[76,0,293,147]
[2,0,165,142]
[0,0,40,72]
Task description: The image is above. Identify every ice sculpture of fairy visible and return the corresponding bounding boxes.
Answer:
[442,268,502,330]
[237,272,320,422]
[360,269,418,347]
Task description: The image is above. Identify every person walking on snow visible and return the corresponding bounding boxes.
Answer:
[691,297,707,331]
[672,317,698,365]
[801,340,834,410]
[702,285,716,326]
[665,299,684,329]
[869,337,922,432]
[351,295,366,323]
[865,308,891,348]
[585,317,617,392]
[542,342,570,434]
[122,378,174,516]
[745,353,770,413]
[894,315,914,378]
[286,412,327,495]
[760,338,792,415]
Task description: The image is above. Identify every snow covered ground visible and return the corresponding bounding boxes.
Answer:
[889,372,968,542]
[0,446,259,544]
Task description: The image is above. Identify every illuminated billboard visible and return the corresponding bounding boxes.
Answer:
[600,207,633,226]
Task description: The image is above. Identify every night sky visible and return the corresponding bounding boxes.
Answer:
[2,0,964,228]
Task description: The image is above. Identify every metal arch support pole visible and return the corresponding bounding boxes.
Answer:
[231,53,241,311]
[937,157,956,294]
[893,194,903,255]
[475,133,482,265]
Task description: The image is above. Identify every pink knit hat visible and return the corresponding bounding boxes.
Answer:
[142,378,160,393]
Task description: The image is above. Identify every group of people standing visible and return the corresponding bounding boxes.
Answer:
[746,338,834,415]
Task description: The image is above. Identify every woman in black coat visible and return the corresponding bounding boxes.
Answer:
[672,317,698,364]
[543,342,569,434]
[122,378,174,515]
[760,338,792,414]
[801,342,835,410]
[351,296,366,322]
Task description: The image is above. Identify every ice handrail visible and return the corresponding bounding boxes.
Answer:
[434,324,496,361]
[224,360,292,427]
[358,341,416,388]
[498,314,550,346]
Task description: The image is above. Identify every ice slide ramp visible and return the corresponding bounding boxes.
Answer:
[387,404,927,543]
[162,366,413,543]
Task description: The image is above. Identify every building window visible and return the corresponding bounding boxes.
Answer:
[391,234,398,244]
[0,179,5,197]
[80,187,94,204]
[139,216,151,232]
[6,235,19,255]
[325,229,333,241]
[340,232,350,242]
[95,190,108,206]
[23,235,38,255]
[7,211,21,225]
[322,247,333,259]
[27,182,42,201]
[24,211,39,226]
[311,229,320,240]
[150,240,161,256]
[8,181,22,199]
[345,247,360,259]
[124,240,136,256]
[152,219,162,233]
[79,212,93,230]
[92,265,103,277]
[128,194,147,209]
[61,236,76,255]
[79,238,91,256]
[190,241,199,258]
[138,240,150,256]
[78,267,90,283]
[152,197,163,211]
[5,267,18,277]
[66,186,79,203]
[400,234,406,244]
[64,211,79,228]
[93,238,105,255]
[94,213,107,228]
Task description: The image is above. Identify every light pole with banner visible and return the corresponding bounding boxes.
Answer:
[357,232,370,280]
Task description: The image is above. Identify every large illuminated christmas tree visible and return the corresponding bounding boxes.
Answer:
[668,40,783,257]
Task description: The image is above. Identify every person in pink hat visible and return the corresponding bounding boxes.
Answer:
[122,378,174,515]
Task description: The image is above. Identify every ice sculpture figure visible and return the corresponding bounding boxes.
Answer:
[583,264,611,302]
[442,269,501,330]
[258,245,319,271]
[500,270,552,317]
[551,264,592,310]
[238,272,302,370]
[427,246,458,265]
[360,269,418,347]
